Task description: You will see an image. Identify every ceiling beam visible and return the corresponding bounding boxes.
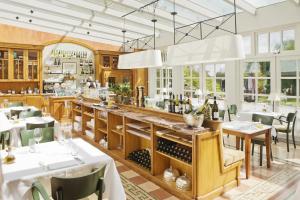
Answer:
[224,0,256,15]
[172,0,222,20]
[0,1,141,39]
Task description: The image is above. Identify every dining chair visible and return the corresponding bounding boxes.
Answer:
[10,109,23,119]
[19,110,43,118]
[32,166,106,200]
[227,104,238,122]
[26,120,55,130]
[274,111,297,152]
[219,110,226,121]
[7,102,23,107]
[0,131,10,150]
[251,114,274,166]
[20,127,54,146]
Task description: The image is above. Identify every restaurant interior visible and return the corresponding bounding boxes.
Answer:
[1,0,300,199]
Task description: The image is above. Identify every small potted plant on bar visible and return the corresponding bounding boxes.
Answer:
[120,82,132,104]
[110,84,122,103]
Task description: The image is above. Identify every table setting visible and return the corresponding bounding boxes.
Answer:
[1,138,126,200]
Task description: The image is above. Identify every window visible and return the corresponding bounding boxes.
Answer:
[243,35,252,55]
[282,29,295,51]
[183,65,200,97]
[156,67,172,95]
[280,59,300,107]
[243,61,271,103]
[204,63,226,99]
[258,33,269,54]
[257,29,295,54]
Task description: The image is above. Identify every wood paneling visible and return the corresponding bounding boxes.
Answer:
[0,24,121,51]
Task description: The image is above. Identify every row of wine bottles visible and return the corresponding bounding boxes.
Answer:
[157,138,192,164]
[128,149,151,170]
[192,96,220,120]
[50,50,89,59]
[163,93,192,114]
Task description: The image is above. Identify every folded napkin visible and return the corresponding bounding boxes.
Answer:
[39,155,78,170]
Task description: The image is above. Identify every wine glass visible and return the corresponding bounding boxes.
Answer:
[33,128,43,151]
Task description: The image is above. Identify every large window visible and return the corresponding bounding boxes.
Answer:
[280,59,300,106]
[204,63,226,99]
[243,61,271,103]
[183,65,200,97]
[243,35,252,55]
[257,29,295,54]
[156,67,172,95]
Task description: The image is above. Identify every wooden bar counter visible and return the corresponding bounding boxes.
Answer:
[71,100,244,200]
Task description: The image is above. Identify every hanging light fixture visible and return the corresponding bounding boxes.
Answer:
[118,0,162,69]
[167,34,245,66]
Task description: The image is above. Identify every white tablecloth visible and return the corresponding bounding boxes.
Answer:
[1,138,125,200]
[237,111,282,137]
[0,112,58,147]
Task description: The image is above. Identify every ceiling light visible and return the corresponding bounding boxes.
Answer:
[167,34,245,66]
[118,49,163,69]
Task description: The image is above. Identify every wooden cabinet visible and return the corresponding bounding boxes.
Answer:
[27,51,39,80]
[0,49,9,80]
[101,54,119,69]
[13,49,24,80]
[26,95,44,109]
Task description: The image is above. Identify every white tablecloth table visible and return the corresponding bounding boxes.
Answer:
[1,138,125,200]
[237,111,282,137]
[0,111,58,147]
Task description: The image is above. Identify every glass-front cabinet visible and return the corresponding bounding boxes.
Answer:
[13,50,24,80]
[0,49,9,80]
[28,51,39,80]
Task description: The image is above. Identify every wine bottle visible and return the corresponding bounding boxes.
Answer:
[212,96,219,120]
[172,94,175,113]
[175,94,179,113]
[184,96,192,114]
[168,92,173,113]
[179,94,183,114]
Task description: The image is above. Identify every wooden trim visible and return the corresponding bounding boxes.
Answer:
[0,42,43,50]
[42,40,97,51]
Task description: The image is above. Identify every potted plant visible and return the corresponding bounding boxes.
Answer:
[109,84,122,103]
[119,82,132,104]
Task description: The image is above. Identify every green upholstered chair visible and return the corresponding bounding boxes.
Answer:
[274,111,297,152]
[251,114,274,166]
[8,102,24,107]
[32,166,106,200]
[227,104,238,122]
[0,131,10,150]
[10,109,23,119]
[219,110,226,121]
[19,110,42,118]
[26,121,55,130]
[20,127,54,146]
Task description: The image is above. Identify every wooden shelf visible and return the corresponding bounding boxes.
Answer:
[83,112,94,118]
[126,123,151,133]
[155,174,192,197]
[126,159,151,173]
[156,151,192,167]
[86,124,94,130]
[97,117,107,123]
[111,129,123,136]
[73,108,82,113]
[98,128,108,134]
[156,133,193,148]
[126,129,151,140]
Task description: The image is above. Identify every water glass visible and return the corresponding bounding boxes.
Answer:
[34,128,43,148]
[28,138,36,153]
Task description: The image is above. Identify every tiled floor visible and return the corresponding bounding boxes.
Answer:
[114,136,300,200]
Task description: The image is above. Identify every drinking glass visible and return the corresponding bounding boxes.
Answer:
[28,138,36,153]
[34,128,43,151]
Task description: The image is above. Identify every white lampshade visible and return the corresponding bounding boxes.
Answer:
[268,93,281,101]
[167,34,245,66]
[118,49,162,69]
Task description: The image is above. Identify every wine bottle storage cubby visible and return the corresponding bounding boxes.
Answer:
[128,149,151,170]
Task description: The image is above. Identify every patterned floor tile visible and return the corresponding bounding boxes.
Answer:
[149,188,173,199]
[138,181,160,193]
[121,170,139,179]
[129,176,148,185]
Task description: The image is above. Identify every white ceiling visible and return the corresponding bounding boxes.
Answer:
[0,0,288,46]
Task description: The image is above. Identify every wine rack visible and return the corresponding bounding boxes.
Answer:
[128,149,151,170]
[157,138,192,164]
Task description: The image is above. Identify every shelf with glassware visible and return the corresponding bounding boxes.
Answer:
[81,103,95,140]
[72,99,243,200]
[71,100,83,134]
[95,108,108,147]
[0,47,42,93]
